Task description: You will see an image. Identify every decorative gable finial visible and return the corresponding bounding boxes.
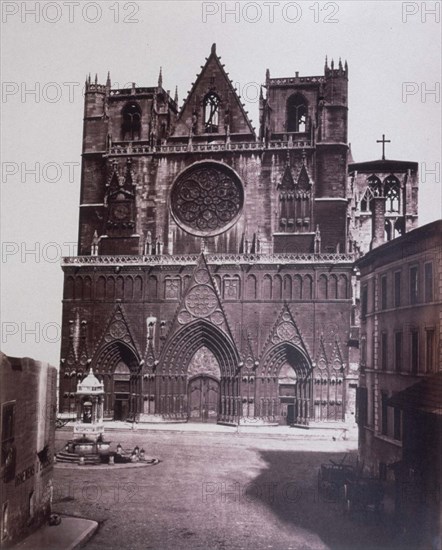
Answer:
[314,225,321,254]
[211,43,216,54]
[174,85,178,104]
[91,230,99,256]
[158,66,163,88]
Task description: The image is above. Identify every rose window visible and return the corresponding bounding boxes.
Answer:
[171,162,243,236]
[185,285,218,317]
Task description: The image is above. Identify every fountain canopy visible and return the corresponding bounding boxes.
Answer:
[74,367,105,440]
[77,368,104,395]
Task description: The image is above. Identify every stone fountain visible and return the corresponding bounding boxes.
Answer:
[56,368,159,467]
[57,368,110,464]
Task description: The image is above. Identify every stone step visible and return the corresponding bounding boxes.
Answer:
[56,451,101,465]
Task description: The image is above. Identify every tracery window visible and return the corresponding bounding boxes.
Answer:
[203,92,220,133]
[384,175,400,213]
[121,102,141,141]
[171,162,243,237]
[287,93,308,132]
[360,175,382,212]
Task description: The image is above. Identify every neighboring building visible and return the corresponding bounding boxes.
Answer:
[58,45,417,426]
[355,220,441,541]
[347,157,419,255]
[0,353,57,547]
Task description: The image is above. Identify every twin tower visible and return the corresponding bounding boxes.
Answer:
[79,44,350,258]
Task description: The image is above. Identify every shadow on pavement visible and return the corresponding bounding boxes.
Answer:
[246,449,410,550]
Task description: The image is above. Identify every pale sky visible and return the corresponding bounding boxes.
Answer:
[1,0,441,366]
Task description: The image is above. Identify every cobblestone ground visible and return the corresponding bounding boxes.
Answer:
[53,430,400,550]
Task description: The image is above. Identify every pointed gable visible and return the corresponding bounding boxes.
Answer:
[315,334,329,372]
[77,320,90,370]
[144,337,157,372]
[278,165,296,192]
[261,304,309,357]
[331,338,345,371]
[65,338,77,373]
[173,43,255,139]
[91,304,141,361]
[241,328,258,370]
[296,164,311,191]
[165,253,237,346]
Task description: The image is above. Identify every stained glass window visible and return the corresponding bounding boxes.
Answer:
[204,93,220,133]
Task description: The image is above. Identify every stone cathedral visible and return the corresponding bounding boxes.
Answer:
[59,44,418,426]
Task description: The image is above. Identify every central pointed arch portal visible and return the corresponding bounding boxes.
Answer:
[188,347,221,423]
[158,320,241,424]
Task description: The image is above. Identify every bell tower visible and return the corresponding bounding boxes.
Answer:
[260,57,349,253]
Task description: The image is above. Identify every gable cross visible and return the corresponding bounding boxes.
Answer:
[376,134,391,160]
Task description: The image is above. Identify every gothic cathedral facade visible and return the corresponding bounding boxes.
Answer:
[59,44,418,426]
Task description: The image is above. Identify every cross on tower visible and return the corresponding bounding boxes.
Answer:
[376,134,391,160]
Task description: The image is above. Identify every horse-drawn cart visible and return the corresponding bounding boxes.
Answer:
[318,455,356,500]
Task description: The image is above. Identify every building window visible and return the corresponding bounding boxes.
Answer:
[121,102,141,141]
[381,392,388,436]
[371,389,376,427]
[372,278,376,311]
[361,284,368,320]
[394,331,403,372]
[360,176,382,212]
[381,332,388,371]
[361,337,367,368]
[360,187,373,212]
[424,262,433,302]
[393,406,402,441]
[411,329,419,374]
[381,275,387,310]
[203,92,220,133]
[287,93,307,132]
[409,265,418,304]
[1,402,16,484]
[356,387,368,427]
[426,329,435,372]
[372,334,376,370]
[394,271,401,308]
[384,175,401,213]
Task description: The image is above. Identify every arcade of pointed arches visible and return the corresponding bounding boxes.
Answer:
[63,272,350,302]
